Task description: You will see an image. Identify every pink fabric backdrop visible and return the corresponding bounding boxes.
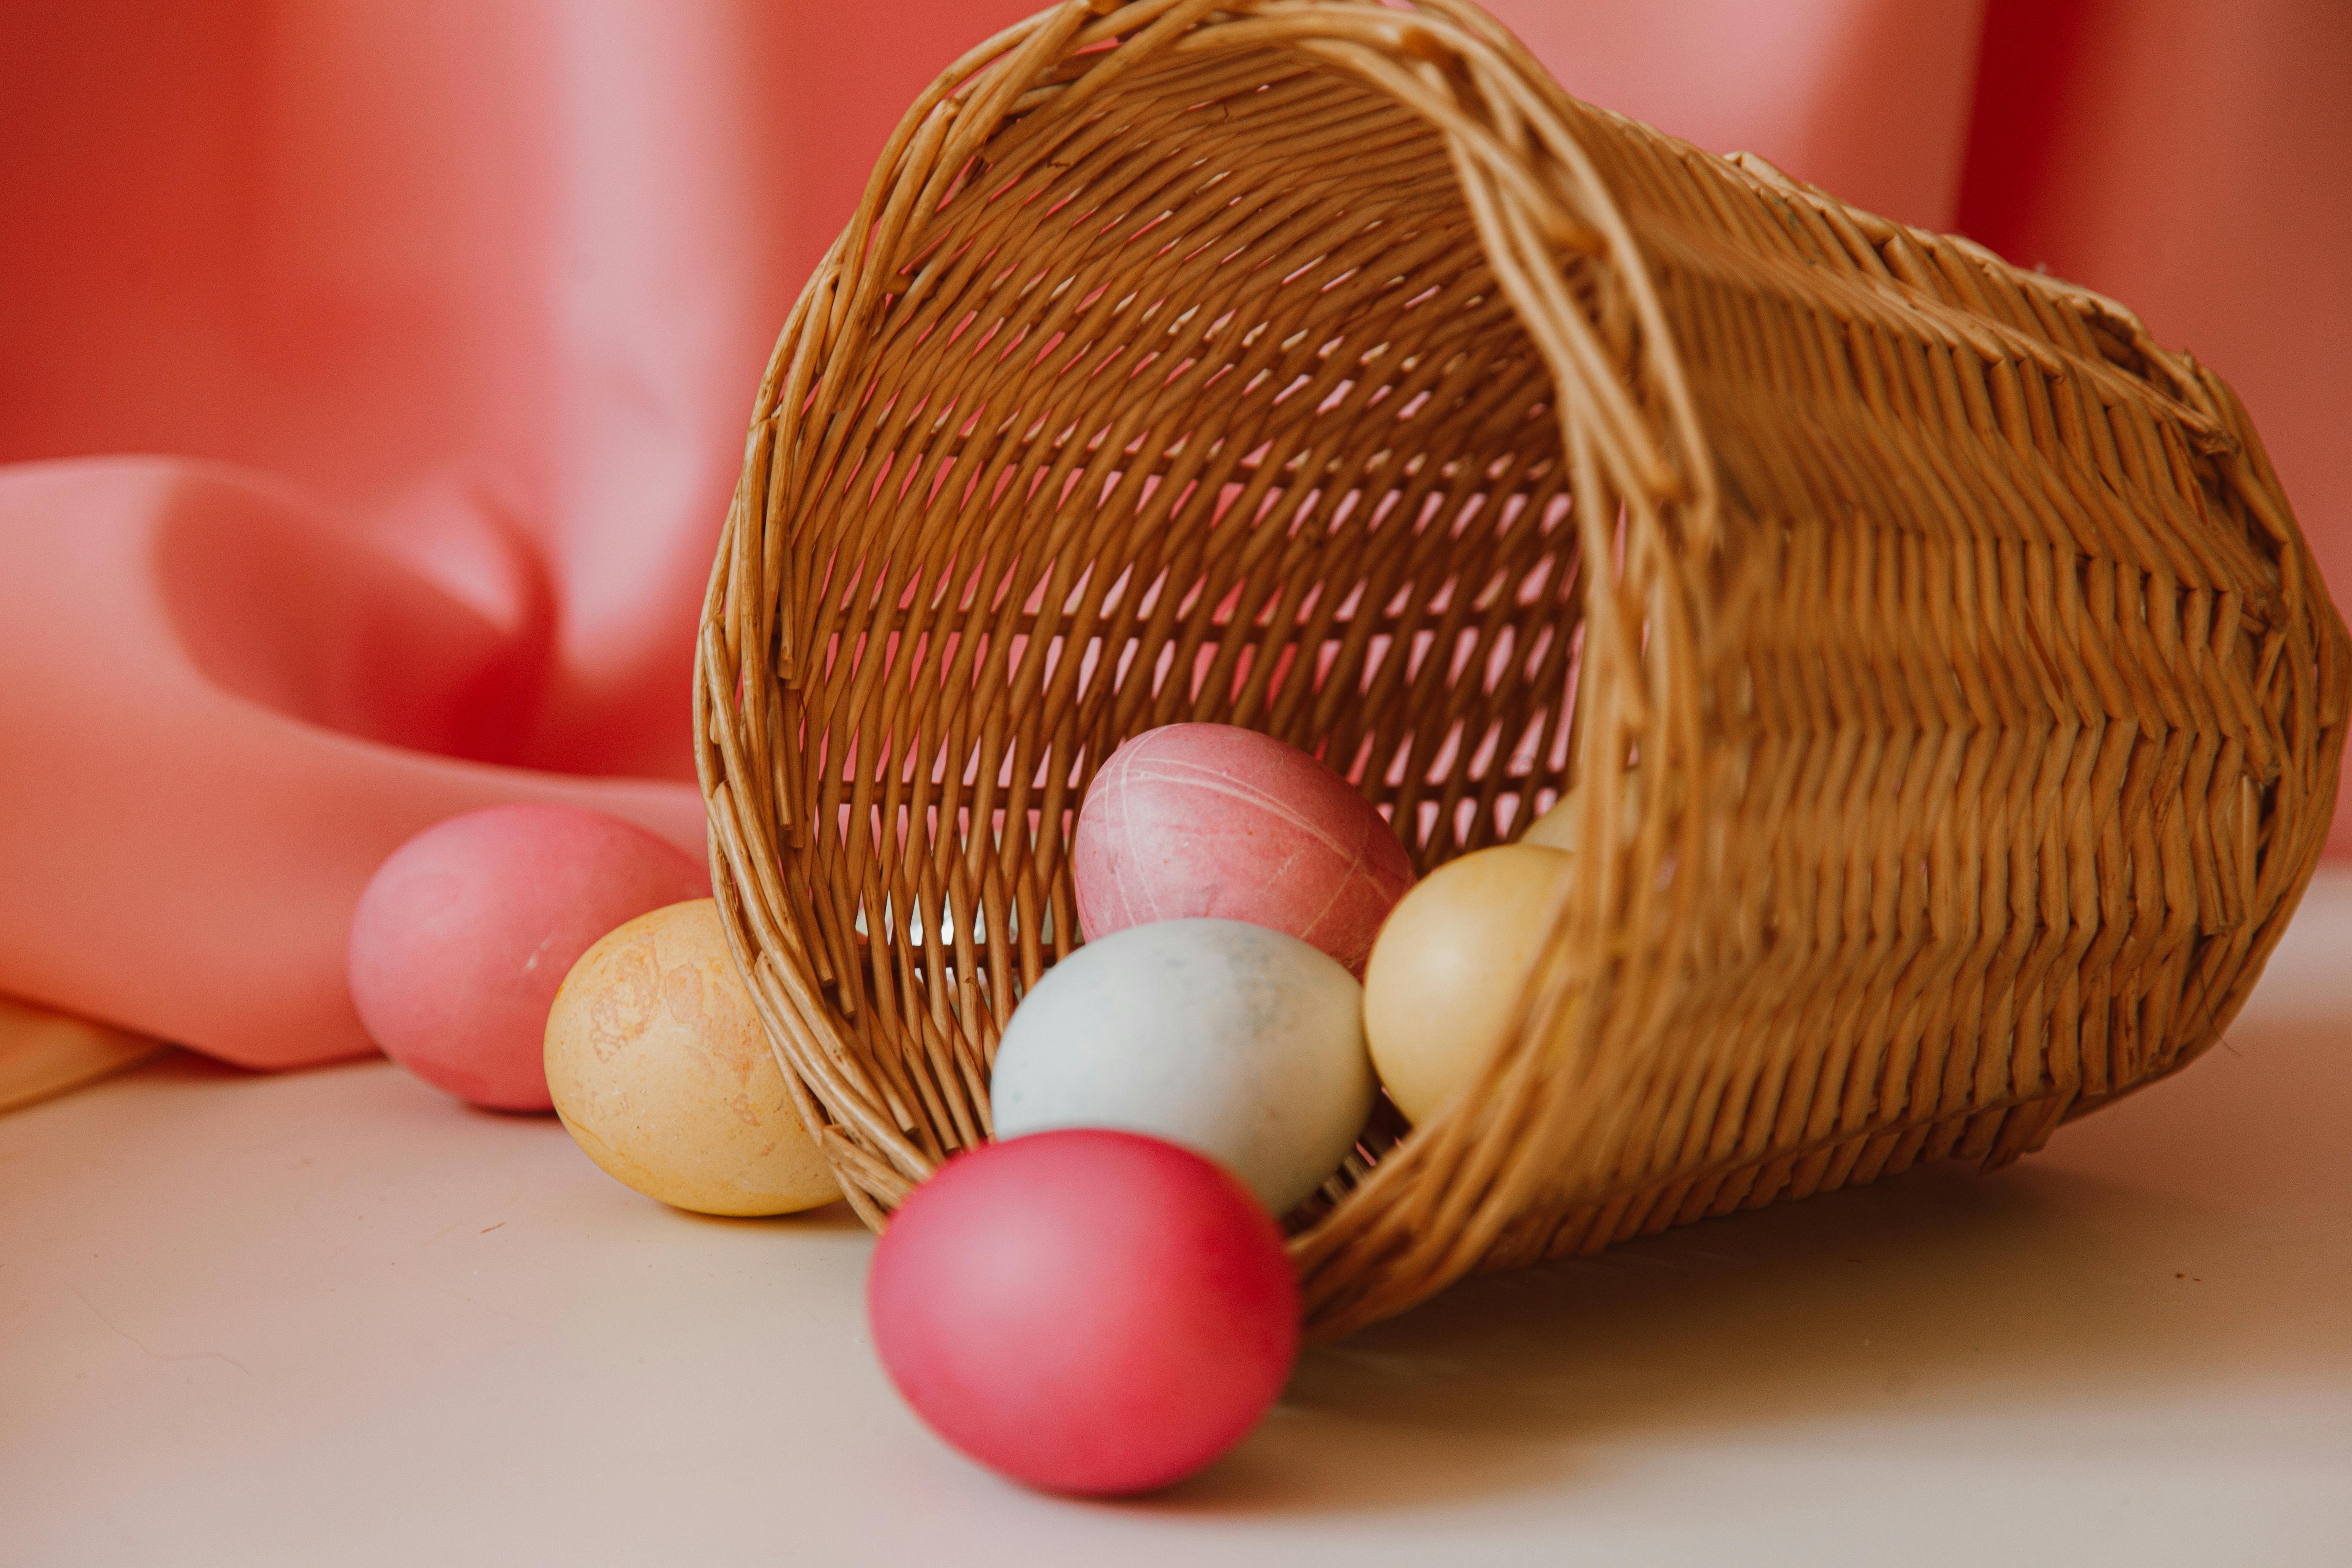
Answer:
[4,0,2345,1070]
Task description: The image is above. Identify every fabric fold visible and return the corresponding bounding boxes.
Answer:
[0,458,704,1069]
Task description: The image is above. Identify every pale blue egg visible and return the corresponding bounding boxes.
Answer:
[989,918,1375,1214]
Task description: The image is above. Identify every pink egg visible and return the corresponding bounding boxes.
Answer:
[1073,722,1414,973]
[868,1129,1299,1496]
[346,804,708,1111]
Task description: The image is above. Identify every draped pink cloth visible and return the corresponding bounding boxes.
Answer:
[5,1,2346,1070]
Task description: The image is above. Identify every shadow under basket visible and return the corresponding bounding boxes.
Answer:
[696,0,2349,1341]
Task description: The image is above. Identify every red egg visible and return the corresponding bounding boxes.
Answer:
[346,804,708,1111]
[868,1129,1300,1496]
[1072,722,1414,974]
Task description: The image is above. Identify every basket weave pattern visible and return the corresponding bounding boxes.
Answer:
[696,0,2349,1338]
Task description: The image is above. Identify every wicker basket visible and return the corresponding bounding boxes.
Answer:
[696,0,2349,1339]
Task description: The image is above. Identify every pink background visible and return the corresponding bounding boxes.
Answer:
[3,0,2345,1070]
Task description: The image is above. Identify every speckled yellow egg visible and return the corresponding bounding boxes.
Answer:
[1363,844,1574,1126]
[544,900,838,1216]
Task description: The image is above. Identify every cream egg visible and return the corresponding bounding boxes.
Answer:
[1363,844,1574,1126]
[544,899,839,1216]
[988,918,1375,1215]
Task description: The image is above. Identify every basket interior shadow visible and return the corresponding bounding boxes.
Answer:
[697,0,2347,1341]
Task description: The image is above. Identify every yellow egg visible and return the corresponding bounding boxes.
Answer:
[1519,789,1580,851]
[1363,844,1574,1126]
[544,900,839,1216]
[1521,772,1638,852]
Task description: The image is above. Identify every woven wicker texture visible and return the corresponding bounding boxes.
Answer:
[696,0,2349,1338]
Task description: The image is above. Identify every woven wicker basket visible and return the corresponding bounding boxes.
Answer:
[696,0,2349,1339]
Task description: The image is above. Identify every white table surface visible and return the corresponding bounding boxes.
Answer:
[6,874,2350,1568]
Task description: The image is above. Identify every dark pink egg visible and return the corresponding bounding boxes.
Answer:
[346,803,708,1111]
[868,1129,1300,1496]
[1072,722,1414,974]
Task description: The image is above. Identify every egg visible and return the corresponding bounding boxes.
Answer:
[1519,788,1580,851]
[346,803,709,1111]
[544,899,839,1215]
[1521,771,1643,853]
[1363,843,1574,1125]
[868,1129,1299,1495]
[1072,722,1414,974]
[989,918,1374,1215]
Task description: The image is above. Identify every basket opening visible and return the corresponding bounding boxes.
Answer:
[785,44,1591,1074]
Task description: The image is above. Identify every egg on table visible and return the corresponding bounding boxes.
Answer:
[1363,843,1575,1126]
[989,917,1375,1215]
[543,899,839,1216]
[346,803,710,1111]
[868,1128,1297,1496]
